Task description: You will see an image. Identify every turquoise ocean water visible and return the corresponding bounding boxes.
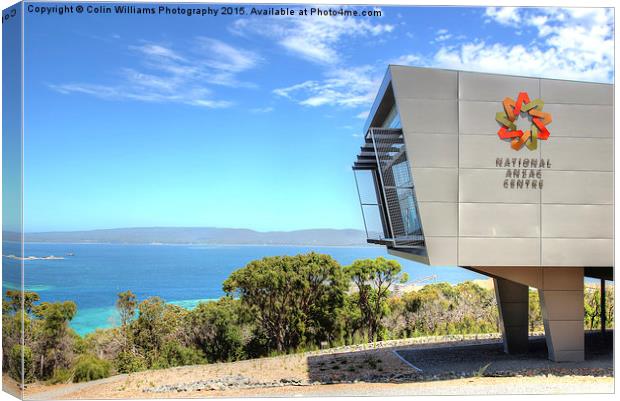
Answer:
[3,243,485,336]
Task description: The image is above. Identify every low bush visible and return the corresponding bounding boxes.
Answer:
[49,368,73,384]
[73,355,111,382]
[8,345,34,383]
[114,351,147,374]
[151,341,205,369]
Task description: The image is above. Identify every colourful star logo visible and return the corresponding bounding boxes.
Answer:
[495,92,552,151]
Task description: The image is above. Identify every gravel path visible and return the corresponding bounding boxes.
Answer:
[25,375,128,401]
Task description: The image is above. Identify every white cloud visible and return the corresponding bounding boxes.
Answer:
[485,7,521,25]
[194,37,259,73]
[356,111,369,120]
[432,28,459,43]
[231,11,394,65]
[273,66,381,108]
[230,8,394,119]
[432,8,613,83]
[435,33,452,42]
[131,43,186,61]
[249,106,274,113]
[50,38,261,107]
[390,54,423,67]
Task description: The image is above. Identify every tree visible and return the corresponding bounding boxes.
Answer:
[132,297,168,363]
[345,257,408,342]
[116,290,137,352]
[603,285,614,329]
[406,283,453,335]
[584,286,602,330]
[187,298,246,362]
[528,290,543,332]
[454,281,498,333]
[2,291,26,374]
[224,253,347,353]
[32,301,77,378]
[131,297,190,367]
[5,290,40,314]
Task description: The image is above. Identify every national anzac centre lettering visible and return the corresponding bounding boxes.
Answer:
[496,157,551,189]
[494,91,553,190]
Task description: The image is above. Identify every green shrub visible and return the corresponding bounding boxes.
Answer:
[49,368,73,384]
[114,351,147,374]
[151,341,205,369]
[73,355,111,382]
[8,345,34,383]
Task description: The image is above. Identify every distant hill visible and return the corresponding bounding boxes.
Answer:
[15,227,371,246]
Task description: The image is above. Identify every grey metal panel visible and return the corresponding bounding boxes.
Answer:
[426,237,458,265]
[459,238,541,266]
[542,239,613,266]
[459,169,540,203]
[540,137,612,171]
[411,167,458,202]
[417,202,457,236]
[405,133,458,168]
[390,65,457,100]
[542,171,613,204]
[540,79,613,105]
[459,72,539,101]
[388,248,429,265]
[399,98,458,134]
[542,204,613,238]
[460,134,541,169]
[459,203,540,238]
[543,104,612,138]
[459,101,504,135]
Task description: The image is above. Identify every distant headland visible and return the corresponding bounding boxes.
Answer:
[4,227,372,246]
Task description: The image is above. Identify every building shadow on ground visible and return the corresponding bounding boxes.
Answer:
[306,331,613,384]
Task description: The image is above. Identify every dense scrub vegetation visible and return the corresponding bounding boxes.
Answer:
[2,253,614,384]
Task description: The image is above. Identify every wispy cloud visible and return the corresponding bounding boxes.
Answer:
[434,28,452,42]
[50,38,261,108]
[231,10,394,65]
[249,106,274,113]
[390,54,423,66]
[273,66,381,108]
[356,111,369,120]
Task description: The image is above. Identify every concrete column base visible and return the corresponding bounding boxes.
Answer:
[539,268,585,362]
[494,278,529,354]
[470,266,586,362]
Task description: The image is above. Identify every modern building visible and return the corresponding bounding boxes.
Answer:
[352,65,613,362]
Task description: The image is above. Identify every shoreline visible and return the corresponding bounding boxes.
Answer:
[21,242,377,248]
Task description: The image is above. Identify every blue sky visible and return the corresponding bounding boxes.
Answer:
[22,4,613,232]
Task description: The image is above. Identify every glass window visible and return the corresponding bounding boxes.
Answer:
[391,160,412,188]
[354,170,387,240]
[354,170,378,205]
[397,188,423,237]
[381,105,401,129]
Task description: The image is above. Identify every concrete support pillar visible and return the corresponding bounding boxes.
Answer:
[494,278,529,354]
[538,268,584,362]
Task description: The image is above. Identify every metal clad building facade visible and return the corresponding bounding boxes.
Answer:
[353,65,613,362]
